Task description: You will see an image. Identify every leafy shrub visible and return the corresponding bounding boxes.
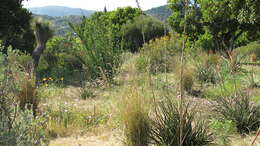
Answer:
[0,62,48,145]
[120,88,150,146]
[70,15,121,82]
[135,35,181,74]
[121,15,167,52]
[3,47,39,115]
[0,105,49,146]
[213,94,260,134]
[37,35,86,84]
[150,97,213,146]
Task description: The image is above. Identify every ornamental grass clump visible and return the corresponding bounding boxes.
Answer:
[120,88,151,146]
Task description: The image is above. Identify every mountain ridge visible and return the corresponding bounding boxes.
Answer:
[28,6,95,17]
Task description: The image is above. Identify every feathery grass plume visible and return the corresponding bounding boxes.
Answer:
[120,87,150,146]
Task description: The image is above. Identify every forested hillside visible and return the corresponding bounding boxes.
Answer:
[145,5,172,21]
[34,15,83,35]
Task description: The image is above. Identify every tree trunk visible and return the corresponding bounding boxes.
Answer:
[32,23,51,69]
[32,44,45,69]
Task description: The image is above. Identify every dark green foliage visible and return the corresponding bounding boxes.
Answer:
[121,15,167,52]
[213,94,260,134]
[36,35,86,84]
[168,0,203,41]
[150,98,213,146]
[0,0,35,53]
[168,0,260,52]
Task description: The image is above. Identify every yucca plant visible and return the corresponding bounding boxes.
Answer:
[213,93,260,134]
[150,97,213,146]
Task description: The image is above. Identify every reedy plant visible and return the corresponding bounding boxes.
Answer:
[70,16,121,82]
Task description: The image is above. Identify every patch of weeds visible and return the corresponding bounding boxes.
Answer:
[204,80,242,99]
[251,95,260,105]
[80,88,95,100]
[46,103,108,137]
[210,119,237,145]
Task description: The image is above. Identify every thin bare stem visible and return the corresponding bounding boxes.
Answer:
[179,0,189,145]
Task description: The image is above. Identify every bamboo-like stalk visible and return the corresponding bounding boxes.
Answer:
[179,0,189,145]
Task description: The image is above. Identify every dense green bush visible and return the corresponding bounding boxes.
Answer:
[213,94,260,134]
[150,97,213,146]
[36,35,86,84]
[121,15,167,52]
[70,15,121,82]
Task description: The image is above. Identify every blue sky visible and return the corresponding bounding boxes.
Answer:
[22,0,168,11]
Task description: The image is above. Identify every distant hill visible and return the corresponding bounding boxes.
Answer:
[34,15,84,36]
[28,6,95,17]
[31,5,173,36]
[145,5,172,21]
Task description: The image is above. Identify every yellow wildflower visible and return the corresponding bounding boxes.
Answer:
[43,78,47,81]
[60,77,64,81]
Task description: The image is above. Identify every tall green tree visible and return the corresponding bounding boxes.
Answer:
[168,0,260,52]
[198,0,260,51]
[81,7,142,51]
[0,0,35,53]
